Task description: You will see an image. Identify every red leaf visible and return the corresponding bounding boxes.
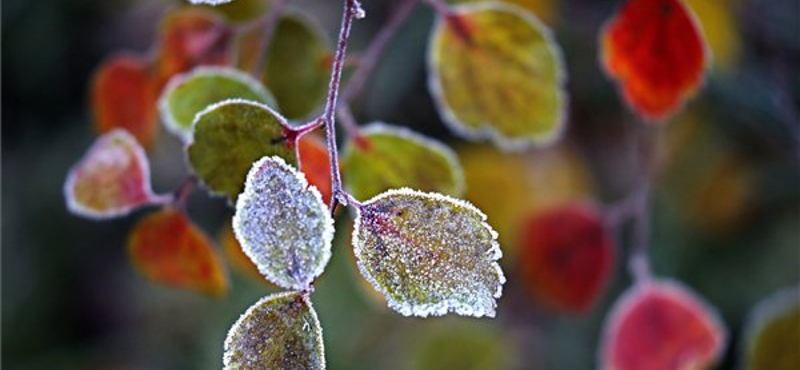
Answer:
[600,280,727,370]
[601,0,708,122]
[128,208,229,297]
[65,129,159,219]
[157,8,233,87]
[91,54,159,147]
[298,134,333,204]
[518,203,615,313]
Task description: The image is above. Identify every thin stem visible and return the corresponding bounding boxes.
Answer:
[322,0,365,213]
[628,122,658,281]
[293,117,325,137]
[249,0,293,77]
[337,103,364,139]
[173,175,199,211]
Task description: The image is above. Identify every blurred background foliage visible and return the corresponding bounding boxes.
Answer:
[2,0,798,369]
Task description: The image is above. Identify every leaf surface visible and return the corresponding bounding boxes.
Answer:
[601,0,708,122]
[224,291,325,370]
[187,99,297,202]
[298,134,333,204]
[519,203,614,313]
[342,123,465,200]
[160,66,277,141]
[428,3,567,150]
[157,8,232,84]
[600,280,727,370]
[128,208,229,296]
[65,129,160,219]
[742,286,800,370]
[353,188,505,317]
[233,156,333,290]
[91,54,159,147]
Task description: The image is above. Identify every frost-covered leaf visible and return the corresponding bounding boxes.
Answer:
[352,188,505,317]
[157,8,232,84]
[600,0,709,122]
[519,203,614,313]
[428,3,567,150]
[159,66,277,142]
[224,291,325,370]
[298,134,333,204]
[741,286,799,370]
[91,54,159,147]
[65,129,161,219]
[244,13,330,119]
[220,221,268,283]
[599,279,727,370]
[233,156,333,290]
[342,123,465,200]
[187,99,298,202]
[128,208,229,296]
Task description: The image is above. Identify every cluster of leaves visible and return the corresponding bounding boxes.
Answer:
[63,0,795,369]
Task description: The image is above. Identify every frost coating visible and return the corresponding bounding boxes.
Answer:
[342,122,466,200]
[224,291,325,370]
[64,129,163,219]
[233,156,333,290]
[159,66,276,142]
[352,188,505,318]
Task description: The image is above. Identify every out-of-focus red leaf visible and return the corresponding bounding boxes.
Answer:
[157,8,233,87]
[298,134,332,204]
[601,0,708,122]
[91,54,159,147]
[128,208,229,297]
[518,203,614,313]
[65,129,159,219]
[600,280,727,370]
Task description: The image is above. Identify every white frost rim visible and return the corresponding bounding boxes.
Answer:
[597,278,728,370]
[64,129,164,220]
[425,2,569,152]
[159,66,276,143]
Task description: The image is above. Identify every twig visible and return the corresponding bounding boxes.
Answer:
[321,0,365,213]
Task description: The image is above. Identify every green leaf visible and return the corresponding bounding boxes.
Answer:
[342,123,465,200]
[224,291,325,370]
[352,188,505,317]
[742,286,800,370]
[262,12,331,119]
[159,66,277,142]
[233,156,333,290]
[187,99,297,202]
[427,3,567,150]
[65,129,163,219]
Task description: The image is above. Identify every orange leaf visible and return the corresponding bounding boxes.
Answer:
[600,280,727,370]
[157,8,233,87]
[298,134,333,204]
[601,0,709,122]
[90,54,159,147]
[518,203,614,313]
[128,208,229,297]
